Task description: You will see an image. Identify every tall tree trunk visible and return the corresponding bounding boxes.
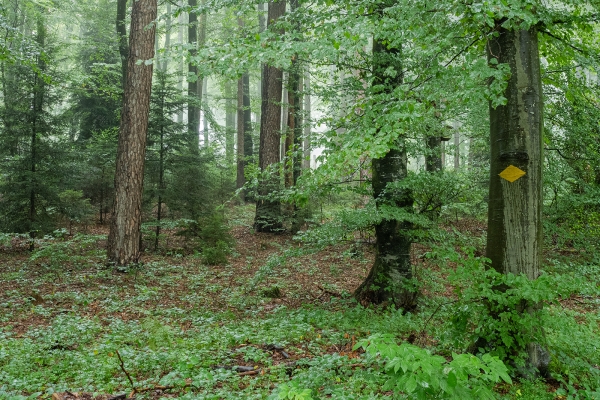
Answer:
[237,77,245,198]
[107,0,157,267]
[454,129,460,169]
[187,0,200,151]
[177,1,184,123]
[116,0,129,90]
[354,27,416,310]
[225,80,235,163]
[202,77,209,145]
[28,13,46,249]
[254,0,286,232]
[486,24,548,376]
[302,69,311,169]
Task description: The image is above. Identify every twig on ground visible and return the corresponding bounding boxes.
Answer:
[115,350,135,392]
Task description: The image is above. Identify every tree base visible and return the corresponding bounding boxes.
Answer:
[354,269,418,312]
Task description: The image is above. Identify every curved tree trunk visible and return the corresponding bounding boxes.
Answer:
[354,19,417,310]
[107,0,157,267]
[486,24,548,376]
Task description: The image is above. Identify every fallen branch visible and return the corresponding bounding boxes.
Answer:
[115,350,135,392]
[317,284,342,298]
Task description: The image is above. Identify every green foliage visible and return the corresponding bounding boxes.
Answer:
[57,190,94,233]
[356,333,511,399]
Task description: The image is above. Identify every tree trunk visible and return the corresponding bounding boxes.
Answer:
[107,0,157,267]
[225,80,235,163]
[28,13,46,249]
[454,129,460,170]
[237,77,245,198]
[187,0,200,151]
[203,77,209,145]
[177,1,184,123]
[425,135,442,172]
[354,33,416,310]
[302,69,311,170]
[486,24,548,376]
[116,0,128,90]
[254,0,285,232]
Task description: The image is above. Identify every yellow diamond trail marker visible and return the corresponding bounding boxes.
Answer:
[499,165,526,183]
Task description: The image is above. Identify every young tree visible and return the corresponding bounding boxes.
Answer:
[107,0,157,267]
[254,0,286,232]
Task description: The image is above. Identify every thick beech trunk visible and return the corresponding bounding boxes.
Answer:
[107,0,157,267]
[486,25,548,376]
[254,0,285,232]
[354,33,416,310]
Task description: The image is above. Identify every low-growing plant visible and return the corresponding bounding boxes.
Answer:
[355,333,512,399]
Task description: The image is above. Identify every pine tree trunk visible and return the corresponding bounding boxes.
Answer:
[354,30,416,310]
[107,0,157,267]
[486,24,548,376]
[254,0,285,232]
[425,135,442,172]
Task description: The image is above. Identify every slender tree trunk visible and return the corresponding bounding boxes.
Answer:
[302,69,311,169]
[162,3,171,73]
[28,13,46,249]
[486,24,548,376]
[254,0,286,232]
[225,80,235,163]
[177,1,184,123]
[155,108,165,251]
[116,0,129,90]
[237,77,245,198]
[187,0,200,151]
[354,29,416,310]
[203,77,209,145]
[107,0,157,267]
[454,129,460,169]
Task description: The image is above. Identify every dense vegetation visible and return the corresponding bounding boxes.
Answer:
[1,0,599,399]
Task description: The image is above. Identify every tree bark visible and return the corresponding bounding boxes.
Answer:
[107,0,157,267]
[254,0,286,232]
[302,69,311,170]
[354,29,416,310]
[425,135,442,172]
[486,24,547,376]
[454,129,460,169]
[237,67,252,200]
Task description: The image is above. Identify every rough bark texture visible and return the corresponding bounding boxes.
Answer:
[254,0,285,233]
[354,33,417,310]
[486,25,547,376]
[107,0,157,267]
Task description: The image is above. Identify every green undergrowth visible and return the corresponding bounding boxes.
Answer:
[0,227,599,399]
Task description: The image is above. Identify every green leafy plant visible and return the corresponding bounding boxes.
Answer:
[356,333,511,399]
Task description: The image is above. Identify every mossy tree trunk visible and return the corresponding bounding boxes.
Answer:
[354,14,416,310]
[486,24,548,376]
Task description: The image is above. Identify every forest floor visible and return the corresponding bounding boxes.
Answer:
[0,205,599,399]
